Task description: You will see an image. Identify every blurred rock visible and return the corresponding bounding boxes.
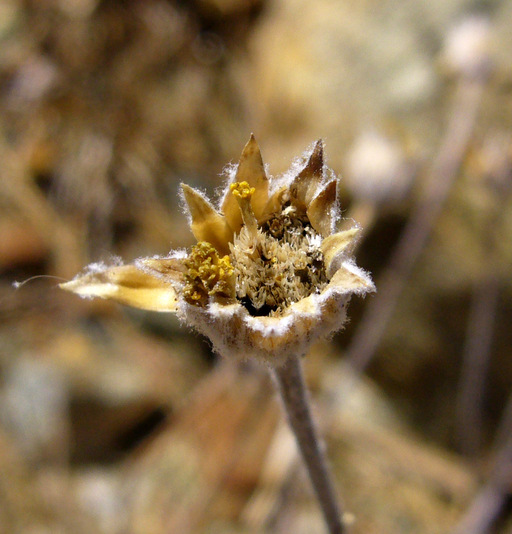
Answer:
[0,218,49,270]
[345,128,415,206]
[441,16,491,78]
[0,356,69,464]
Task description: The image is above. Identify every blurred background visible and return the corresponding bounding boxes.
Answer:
[1,0,512,532]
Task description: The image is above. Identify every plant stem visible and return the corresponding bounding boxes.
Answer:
[272,354,346,534]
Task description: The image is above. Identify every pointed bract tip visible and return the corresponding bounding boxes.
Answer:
[180,183,202,209]
[308,139,324,170]
[236,134,267,181]
[59,280,75,292]
[180,183,195,210]
[242,134,261,156]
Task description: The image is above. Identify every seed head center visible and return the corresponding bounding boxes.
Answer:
[230,210,328,316]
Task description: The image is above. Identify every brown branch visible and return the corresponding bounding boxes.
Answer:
[450,392,512,534]
[455,133,511,456]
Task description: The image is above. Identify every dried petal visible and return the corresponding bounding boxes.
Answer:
[290,139,324,208]
[328,262,374,293]
[60,265,179,312]
[222,135,269,231]
[181,184,233,255]
[137,256,187,278]
[307,178,337,236]
[262,183,288,220]
[320,228,360,276]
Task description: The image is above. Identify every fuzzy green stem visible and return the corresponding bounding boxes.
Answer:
[272,354,346,534]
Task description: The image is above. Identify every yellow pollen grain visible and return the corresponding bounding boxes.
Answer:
[231,181,258,235]
[184,241,235,306]
[230,181,255,199]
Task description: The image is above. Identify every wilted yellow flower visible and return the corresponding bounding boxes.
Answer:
[61,136,374,363]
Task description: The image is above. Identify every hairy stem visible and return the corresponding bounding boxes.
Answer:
[272,354,346,534]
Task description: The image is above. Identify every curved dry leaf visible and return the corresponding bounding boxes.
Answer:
[181,184,233,255]
[320,228,360,276]
[138,257,187,278]
[60,264,179,312]
[329,262,373,293]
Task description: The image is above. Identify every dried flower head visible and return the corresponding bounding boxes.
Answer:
[61,136,374,363]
